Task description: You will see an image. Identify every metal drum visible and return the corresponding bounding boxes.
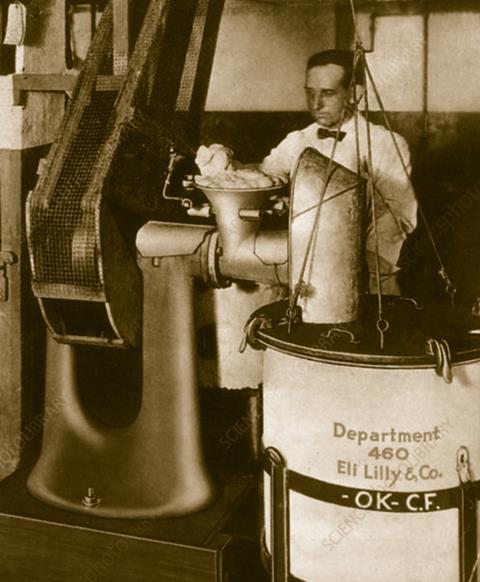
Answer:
[251,297,480,582]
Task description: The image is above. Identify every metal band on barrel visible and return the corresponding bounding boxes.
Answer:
[263,457,480,514]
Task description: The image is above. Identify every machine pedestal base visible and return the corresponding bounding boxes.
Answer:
[0,467,259,582]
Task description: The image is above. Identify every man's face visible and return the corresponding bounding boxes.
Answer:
[305,64,349,128]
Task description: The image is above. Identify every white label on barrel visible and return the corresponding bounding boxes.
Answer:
[332,420,451,490]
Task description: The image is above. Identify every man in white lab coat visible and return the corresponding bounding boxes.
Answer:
[261,50,418,294]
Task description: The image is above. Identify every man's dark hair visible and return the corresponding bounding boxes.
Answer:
[306,50,365,89]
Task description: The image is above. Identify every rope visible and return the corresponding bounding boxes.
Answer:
[352,51,362,178]
[347,0,455,304]
[348,0,361,36]
[291,180,365,221]
[467,552,480,582]
[359,47,389,349]
[362,58,455,300]
[349,0,386,333]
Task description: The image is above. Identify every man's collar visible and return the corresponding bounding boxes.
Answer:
[339,115,357,133]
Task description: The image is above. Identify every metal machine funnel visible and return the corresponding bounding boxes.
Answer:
[198,185,284,261]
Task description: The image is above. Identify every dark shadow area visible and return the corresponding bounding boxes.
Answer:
[200,387,261,481]
[402,116,480,307]
[76,345,143,428]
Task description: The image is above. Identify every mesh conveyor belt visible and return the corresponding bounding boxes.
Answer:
[26,0,224,344]
[29,92,116,294]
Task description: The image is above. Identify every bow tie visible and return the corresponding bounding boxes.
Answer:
[317,127,346,141]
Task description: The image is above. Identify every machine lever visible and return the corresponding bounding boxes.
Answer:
[186,204,212,218]
[162,145,195,209]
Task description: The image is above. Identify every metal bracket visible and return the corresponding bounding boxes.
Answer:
[265,447,290,582]
[472,296,480,318]
[0,251,17,302]
[456,447,477,582]
[239,313,271,353]
[426,338,453,384]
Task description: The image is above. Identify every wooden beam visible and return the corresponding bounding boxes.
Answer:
[0,150,22,481]
[227,0,480,10]
[0,147,47,481]
[12,74,77,92]
[337,0,480,51]
[339,0,480,14]
[13,73,127,99]
[11,74,77,105]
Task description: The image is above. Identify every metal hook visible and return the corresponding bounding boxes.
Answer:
[239,314,270,353]
[376,317,390,350]
[426,338,453,384]
[457,446,472,485]
[323,327,361,345]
